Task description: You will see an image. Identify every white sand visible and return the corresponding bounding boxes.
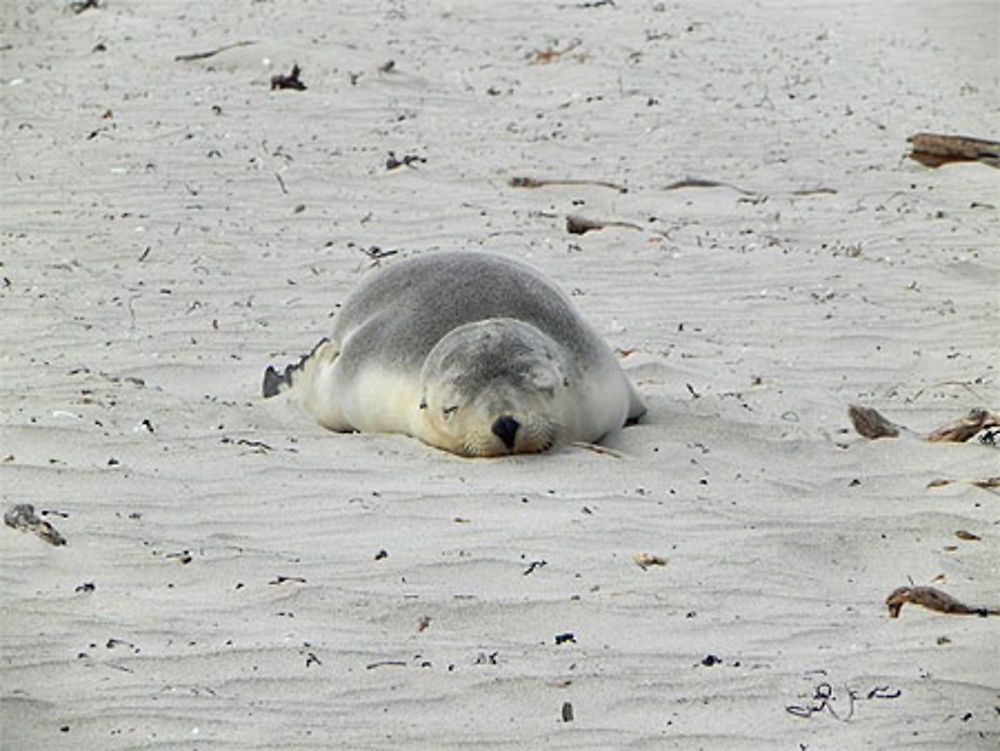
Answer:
[2,1,998,749]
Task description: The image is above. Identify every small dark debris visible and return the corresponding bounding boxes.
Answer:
[268,575,307,585]
[554,632,576,645]
[374,549,388,560]
[701,654,722,666]
[561,701,574,722]
[386,151,426,170]
[271,64,306,91]
[70,0,100,14]
[523,559,547,576]
[378,60,395,73]
[234,438,273,451]
[357,244,398,260]
[566,215,604,235]
[75,581,96,593]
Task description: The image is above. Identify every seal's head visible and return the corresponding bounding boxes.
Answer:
[417,318,574,456]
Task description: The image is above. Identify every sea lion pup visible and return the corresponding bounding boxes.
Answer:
[263,251,645,456]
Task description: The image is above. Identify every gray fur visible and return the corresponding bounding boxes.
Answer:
[330,252,605,379]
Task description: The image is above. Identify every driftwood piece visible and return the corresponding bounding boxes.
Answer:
[886,586,998,618]
[907,133,1000,169]
[847,405,900,439]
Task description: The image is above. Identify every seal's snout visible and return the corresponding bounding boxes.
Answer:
[491,415,520,450]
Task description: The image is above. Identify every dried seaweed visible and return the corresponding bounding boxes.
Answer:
[885,585,998,618]
[925,408,1000,443]
[848,405,999,442]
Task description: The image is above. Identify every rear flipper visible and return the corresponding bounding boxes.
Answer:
[262,337,332,398]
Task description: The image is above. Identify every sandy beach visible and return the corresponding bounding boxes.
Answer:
[2,1,998,749]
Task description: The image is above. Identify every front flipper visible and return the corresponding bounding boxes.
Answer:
[625,379,646,425]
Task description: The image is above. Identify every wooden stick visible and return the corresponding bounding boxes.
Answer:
[907,133,1000,168]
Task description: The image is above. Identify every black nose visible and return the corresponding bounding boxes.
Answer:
[491,415,520,450]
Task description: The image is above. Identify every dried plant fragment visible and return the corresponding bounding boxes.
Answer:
[508,176,627,193]
[925,409,1000,443]
[4,503,67,546]
[531,39,582,64]
[954,530,980,541]
[907,133,1000,169]
[633,553,668,570]
[885,585,998,618]
[847,405,900,439]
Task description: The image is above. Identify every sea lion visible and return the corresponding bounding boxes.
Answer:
[263,251,645,456]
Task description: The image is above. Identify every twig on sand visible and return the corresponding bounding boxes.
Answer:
[174,40,257,62]
[925,408,1000,443]
[4,503,67,546]
[970,476,1000,489]
[885,585,999,618]
[366,660,407,670]
[907,132,1000,169]
[531,39,582,64]
[570,441,623,457]
[662,177,758,196]
[509,175,627,193]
